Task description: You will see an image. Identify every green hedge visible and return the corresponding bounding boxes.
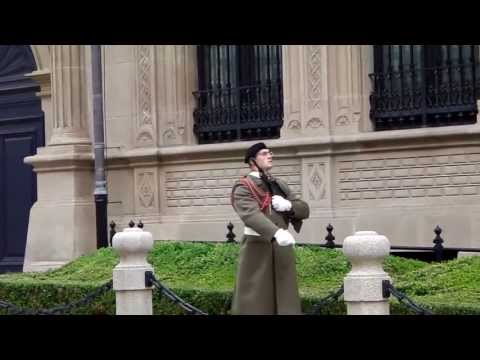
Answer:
[0,242,479,315]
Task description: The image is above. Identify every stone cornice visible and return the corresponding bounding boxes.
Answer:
[25,69,51,97]
[26,125,480,170]
[105,124,480,167]
[24,144,93,172]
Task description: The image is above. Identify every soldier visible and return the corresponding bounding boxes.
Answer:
[230,142,310,315]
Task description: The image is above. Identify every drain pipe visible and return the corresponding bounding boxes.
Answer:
[91,45,108,248]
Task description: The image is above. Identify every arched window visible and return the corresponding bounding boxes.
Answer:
[193,45,283,144]
[370,45,479,130]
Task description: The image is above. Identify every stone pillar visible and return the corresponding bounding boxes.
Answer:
[112,225,154,315]
[26,68,53,145]
[281,45,331,139]
[49,45,90,145]
[327,45,367,135]
[281,45,372,137]
[23,45,95,272]
[155,45,197,146]
[343,231,391,315]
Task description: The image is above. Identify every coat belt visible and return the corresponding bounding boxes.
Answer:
[244,226,260,236]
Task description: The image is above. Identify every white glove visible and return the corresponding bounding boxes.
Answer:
[274,229,295,246]
[271,195,292,212]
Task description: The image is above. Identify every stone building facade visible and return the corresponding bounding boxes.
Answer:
[3,45,480,272]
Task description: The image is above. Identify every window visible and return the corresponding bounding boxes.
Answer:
[193,45,283,144]
[370,45,479,131]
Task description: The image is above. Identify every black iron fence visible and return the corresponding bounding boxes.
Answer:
[370,62,480,131]
[370,45,480,131]
[193,45,283,144]
[193,82,283,144]
[224,222,480,263]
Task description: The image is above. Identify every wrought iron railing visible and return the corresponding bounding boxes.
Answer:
[193,81,283,144]
[370,62,480,130]
[193,45,283,144]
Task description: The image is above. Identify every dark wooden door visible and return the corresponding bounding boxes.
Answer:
[0,46,44,273]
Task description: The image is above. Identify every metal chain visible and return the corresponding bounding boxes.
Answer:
[385,282,433,315]
[306,285,344,315]
[147,274,208,315]
[0,280,113,315]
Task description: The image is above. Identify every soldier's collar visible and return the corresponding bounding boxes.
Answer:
[248,171,275,181]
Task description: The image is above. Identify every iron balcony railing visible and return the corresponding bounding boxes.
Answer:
[193,81,283,144]
[370,62,480,130]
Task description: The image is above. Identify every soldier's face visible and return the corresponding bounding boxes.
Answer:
[254,149,273,171]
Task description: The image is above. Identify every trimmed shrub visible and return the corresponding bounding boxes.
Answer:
[0,242,478,315]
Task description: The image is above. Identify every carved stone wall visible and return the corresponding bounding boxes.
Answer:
[302,157,331,208]
[155,45,196,146]
[337,152,480,202]
[162,162,301,212]
[305,46,329,134]
[104,45,136,151]
[327,45,364,134]
[135,45,156,147]
[282,45,370,138]
[282,45,330,138]
[28,45,480,269]
[50,45,90,144]
[134,167,159,214]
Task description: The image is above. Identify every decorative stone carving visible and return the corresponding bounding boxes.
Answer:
[138,46,152,126]
[135,45,155,147]
[138,172,155,208]
[308,45,323,111]
[136,131,153,144]
[306,117,324,128]
[163,128,176,143]
[336,115,351,126]
[287,120,301,129]
[135,168,158,213]
[307,163,326,201]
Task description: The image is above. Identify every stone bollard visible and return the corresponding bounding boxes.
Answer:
[112,224,154,315]
[343,231,391,315]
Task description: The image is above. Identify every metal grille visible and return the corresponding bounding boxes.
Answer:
[193,45,283,144]
[370,45,480,130]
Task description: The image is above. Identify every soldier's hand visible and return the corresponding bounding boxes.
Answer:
[272,195,292,212]
[273,229,295,246]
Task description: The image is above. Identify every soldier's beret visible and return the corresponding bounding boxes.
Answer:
[244,142,268,163]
